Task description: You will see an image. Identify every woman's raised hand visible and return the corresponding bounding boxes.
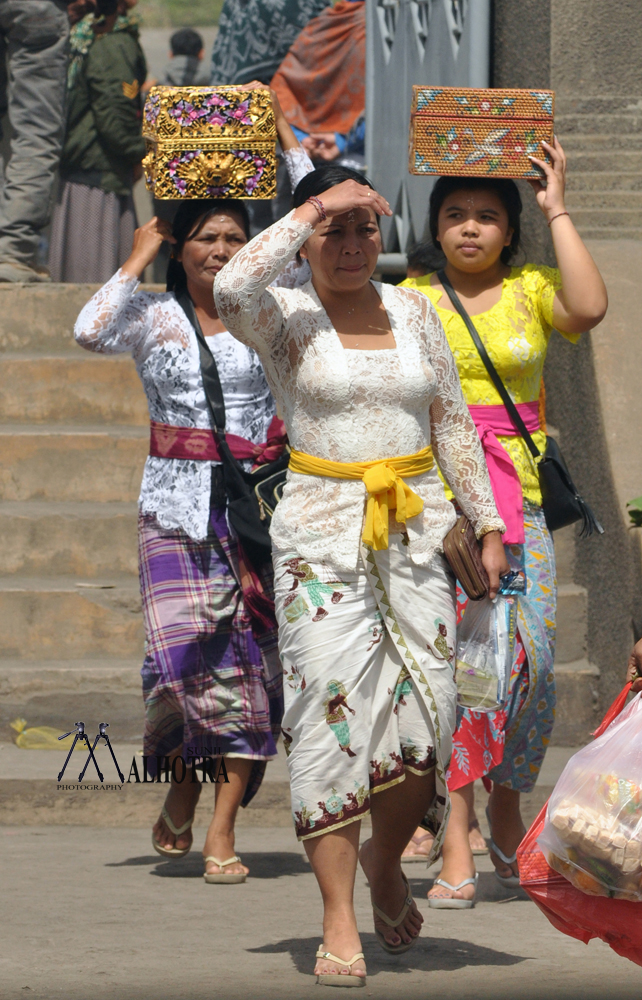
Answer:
[313,179,393,220]
[122,217,175,280]
[527,136,568,222]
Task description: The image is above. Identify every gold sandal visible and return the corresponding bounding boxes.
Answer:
[371,871,418,955]
[315,946,366,988]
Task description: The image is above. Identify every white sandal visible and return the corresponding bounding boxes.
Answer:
[371,871,418,955]
[315,947,366,988]
[203,854,247,884]
[486,806,521,888]
[428,872,478,909]
[151,805,194,859]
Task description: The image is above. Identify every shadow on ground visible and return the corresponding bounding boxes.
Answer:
[105,850,310,878]
[248,933,530,976]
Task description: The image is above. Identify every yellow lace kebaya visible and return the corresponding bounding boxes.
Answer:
[400,264,580,506]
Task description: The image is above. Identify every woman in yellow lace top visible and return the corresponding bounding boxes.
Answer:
[400,138,608,906]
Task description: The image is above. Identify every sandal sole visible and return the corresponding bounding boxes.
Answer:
[316,976,366,988]
[203,873,247,883]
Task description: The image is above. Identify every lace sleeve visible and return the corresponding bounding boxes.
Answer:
[214,209,315,351]
[418,293,505,537]
[74,268,153,355]
[282,145,314,190]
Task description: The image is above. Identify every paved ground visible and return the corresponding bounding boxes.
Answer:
[3,743,640,998]
[3,824,641,1000]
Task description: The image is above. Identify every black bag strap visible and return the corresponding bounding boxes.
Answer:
[176,288,226,437]
[436,269,542,462]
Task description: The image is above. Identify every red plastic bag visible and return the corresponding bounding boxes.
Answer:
[517,683,642,967]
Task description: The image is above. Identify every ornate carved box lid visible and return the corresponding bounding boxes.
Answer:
[409,86,555,179]
[142,86,277,200]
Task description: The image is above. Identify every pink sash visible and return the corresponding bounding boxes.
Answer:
[468,401,540,545]
[149,415,287,467]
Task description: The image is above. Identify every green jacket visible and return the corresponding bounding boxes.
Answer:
[61,23,147,197]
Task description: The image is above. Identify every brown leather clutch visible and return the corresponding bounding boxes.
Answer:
[442,515,489,601]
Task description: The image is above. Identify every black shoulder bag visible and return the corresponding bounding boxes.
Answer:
[177,290,290,567]
[436,270,603,537]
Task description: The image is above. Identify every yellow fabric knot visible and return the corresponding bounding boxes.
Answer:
[288,446,434,550]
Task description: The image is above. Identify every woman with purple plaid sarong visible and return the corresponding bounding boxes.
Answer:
[74,94,315,883]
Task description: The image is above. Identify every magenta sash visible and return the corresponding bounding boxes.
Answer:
[468,401,540,545]
[149,415,287,467]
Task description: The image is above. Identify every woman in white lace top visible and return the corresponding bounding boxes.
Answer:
[214,166,507,984]
[74,94,314,886]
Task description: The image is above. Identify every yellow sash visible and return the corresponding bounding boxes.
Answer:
[288,446,434,550]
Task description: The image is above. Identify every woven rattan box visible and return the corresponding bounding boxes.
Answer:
[409,86,555,179]
[142,86,277,200]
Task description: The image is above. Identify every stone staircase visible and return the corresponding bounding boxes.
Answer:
[0,284,596,746]
[0,283,157,741]
[557,96,642,239]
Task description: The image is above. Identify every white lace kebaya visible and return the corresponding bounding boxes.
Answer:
[214,210,505,575]
[74,148,314,542]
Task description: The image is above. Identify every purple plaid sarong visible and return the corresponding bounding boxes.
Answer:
[138,505,283,805]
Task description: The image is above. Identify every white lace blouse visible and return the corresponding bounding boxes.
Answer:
[74,147,314,542]
[214,211,505,574]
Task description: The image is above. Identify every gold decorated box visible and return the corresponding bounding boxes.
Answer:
[409,86,555,179]
[142,86,277,200]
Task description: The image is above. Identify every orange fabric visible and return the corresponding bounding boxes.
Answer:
[538,378,547,434]
[271,0,365,135]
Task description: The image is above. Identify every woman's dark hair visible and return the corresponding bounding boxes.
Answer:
[292,165,375,208]
[428,176,522,265]
[166,199,250,293]
[95,0,119,16]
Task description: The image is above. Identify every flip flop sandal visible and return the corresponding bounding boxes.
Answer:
[203,854,247,884]
[152,805,195,859]
[315,947,366,988]
[428,872,479,909]
[468,819,489,856]
[401,831,436,863]
[486,806,521,888]
[371,871,419,955]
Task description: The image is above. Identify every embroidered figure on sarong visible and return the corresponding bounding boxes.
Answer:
[324,680,356,756]
[282,729,293,756]
[281,557,345,621]
[294,802,316,834]
[284,664,306,693]
[367,611,385,651]
[392,666,414,713]
[431,617,454,661]
[370,751,404,785]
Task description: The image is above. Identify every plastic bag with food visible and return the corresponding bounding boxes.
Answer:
[454,594,517,712]
[538,691,642,901]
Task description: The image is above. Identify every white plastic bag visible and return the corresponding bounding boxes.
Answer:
[454,595,517,712]
[538,692,642,900]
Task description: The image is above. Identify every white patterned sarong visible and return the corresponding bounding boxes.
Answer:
[274,536,457,858]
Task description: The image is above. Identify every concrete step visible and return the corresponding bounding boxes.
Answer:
[556,96,642,116]
[567,171,642,192]
[558,207,642,229]
[0,424,147,502]
[556,582,588,663]
[556,112,642,134]
[0,355,148,425]
[0,577,143,661]
[551,659,600,746]
[553,524,576,585]
[0,283,163,354]
[571,226,642,240]
[560,132,642,151]
[564,150,642,172]
[0,501,138,576]
[565,190,642,208]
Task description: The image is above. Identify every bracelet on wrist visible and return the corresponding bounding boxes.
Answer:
[547,210,570,227]
[306,196,326,222]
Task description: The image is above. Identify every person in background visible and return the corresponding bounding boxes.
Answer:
[144,28,210,92]
[0,0,71,282]
[48,0,145,283]
[405,240,435,280]
[74,93,313,885]
[400,140,608,905]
